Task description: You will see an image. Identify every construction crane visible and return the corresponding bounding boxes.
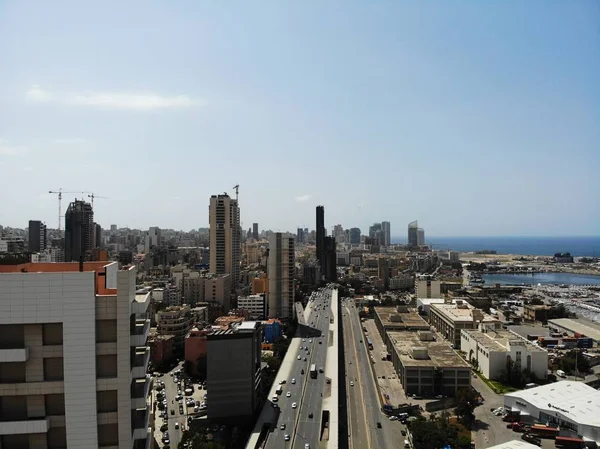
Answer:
[88,193,109,208]
[232,184,239,201]
[48,189,91,231]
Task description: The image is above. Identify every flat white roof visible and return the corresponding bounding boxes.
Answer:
[548,318,600,341]
[487,441,540,449]
[505,381,600,427]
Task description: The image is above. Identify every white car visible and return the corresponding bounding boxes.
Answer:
[292,402,297,409]
[291,378,296,384]
[350,381,354,386]
[284,434,290,441]
[286,392,291,397]
[297,356,301,360]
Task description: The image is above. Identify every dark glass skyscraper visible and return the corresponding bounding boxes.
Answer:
[408,220,419,247]
[316,205,325,268]
[28,220,47,252]
[65,200,94,262]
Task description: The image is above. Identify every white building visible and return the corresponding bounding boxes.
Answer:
[461,327,548,381]
[415,275,441,299]
[416,297,446,316]
[0,261,151,449]
[238,294,267,320]
[487,441,540,449]
[504,381,600,444]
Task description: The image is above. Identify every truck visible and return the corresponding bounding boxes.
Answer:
[555,436,586,449]
[528,424,559,439]
[310,364,317,379]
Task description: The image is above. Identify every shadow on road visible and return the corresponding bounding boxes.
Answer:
[472,419,490,431]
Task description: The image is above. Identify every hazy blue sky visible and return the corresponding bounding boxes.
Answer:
[1,0,598,236]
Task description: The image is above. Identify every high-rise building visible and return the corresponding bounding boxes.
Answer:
[64,199,94,262]
[369,223,383,246]
[324,236,337,282]
[349,227,361,245]
[382,221,391,246]
[94,222,102,248]
[252,223,259,240]
[207,321,262,419]
[417,228,425,246]
[296,227,305,244]
[267,232,295,318]
[28,220,47,252]
[0,261,151,449]
[144,227,161,253]
[110,224,117,232]
[209,194,240,288]
[408,220,419,247]
[316,206,325,269]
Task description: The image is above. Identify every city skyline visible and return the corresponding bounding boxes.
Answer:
[1,1,599,236]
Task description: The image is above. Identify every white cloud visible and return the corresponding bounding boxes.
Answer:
[294,194,311,202]
[53,138,88,144]
[25,85,203,111]
[0,140,28,156]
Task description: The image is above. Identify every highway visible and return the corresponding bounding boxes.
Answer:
[342,299,395,449]
[265,286,334,449]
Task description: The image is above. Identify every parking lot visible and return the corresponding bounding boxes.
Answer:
[152,364,209,448]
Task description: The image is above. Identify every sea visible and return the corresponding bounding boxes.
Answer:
[390,236,600,257]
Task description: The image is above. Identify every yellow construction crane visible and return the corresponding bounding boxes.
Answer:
[88,193,109,208]
[48,189,91,230]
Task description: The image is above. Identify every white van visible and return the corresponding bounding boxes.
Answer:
[557,370,566,378]
[404,440,410,448]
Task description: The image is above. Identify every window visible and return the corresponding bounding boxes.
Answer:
[0,362,26,383]
[47,426,67,449]
[43,323,63,345]
[97,390,118,413]
[45,394,65,416]
[43,358,64,381]
[98,424,118,447]
[0,396,28,420]
[96,355,117,378]
[96,320,117,343]
[0,325,25,349]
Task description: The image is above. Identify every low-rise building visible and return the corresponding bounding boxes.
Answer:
[157,305,193,349]
[263,319,283,343]
[237,294,267,319]
[374,306,431,344]
[148,332,175,367]
[386,330,471,396]
[523,304,553,323]
[429,301,500,349]
[461,328,548,381]
[504,381,600,444]
[204,273,232,312]
[184,327,208,377]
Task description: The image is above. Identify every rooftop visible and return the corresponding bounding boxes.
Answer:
[505,381,600,427]
[374,307,431,331]
[387,330,470,368]
[548,318,600,342]
[430,302,497,324]
[462,329,545,353]
[486,441,540,449]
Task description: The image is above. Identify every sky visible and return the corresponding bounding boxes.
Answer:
[0,0,598,237]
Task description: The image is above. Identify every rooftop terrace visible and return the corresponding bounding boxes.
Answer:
[387,330,470,368]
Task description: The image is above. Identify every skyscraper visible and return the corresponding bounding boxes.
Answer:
[267,232,295,318]
[324,236,337,281]
[252,222,259,240]
[369,223,383,246]
[382,221,391,246]
[349,227,361,244]
[94,223,102,248]
[64,199,94,262]
[417,228,425,246]
[296,227,305,243]
[408,220,419,247]
[28,220,47,252]
[209,194,240,287]
[316,205,325,268]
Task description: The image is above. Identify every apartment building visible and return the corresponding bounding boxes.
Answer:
[156,305,193,350]
[415,275,441,299]
[237,294,267,320]
[204,274,232,312]
[461,327,548,381]
[267,233,295,319]
[206,321,262,419]
[429,301,500,349]
[0,262,151,449]
[209,194,240,288]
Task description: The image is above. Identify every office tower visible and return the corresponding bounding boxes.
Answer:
[207,321,263,419]
[369,223,383,246]
[382,221,391,246]
[296,227,305,244]
[324,236,337,281]
[209,194,240,287]
[417,228,425,246]
[316,206,325,270]
[110,224,117,232]
[94,223,102,248]
[408,220,419,247]
[267,232,295,318]
[349,227,361,245]
[0,261,151,448]
[378,258,390,289]
[144,227,161,253]
[64,199,94,262]
[252,223,259,240]
[28,220,47,252]
[333,224,343,240]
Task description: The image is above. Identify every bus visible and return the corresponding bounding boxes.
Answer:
[366,337,373,350]
[310,364,317,379]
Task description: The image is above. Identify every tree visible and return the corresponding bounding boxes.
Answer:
[454,388,478,427]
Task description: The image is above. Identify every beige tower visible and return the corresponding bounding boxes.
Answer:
[268,233,295,319]
[209,194,240,289]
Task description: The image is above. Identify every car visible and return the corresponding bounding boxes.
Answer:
[303,357,307,361]
[401,430,407,436]
[162,437,170,444]
[319,341,322,344]
[308,412,313,418]
[284,434,290,441]
[297,356,301,360]
[305,444,310,449]
[175,422,179,429]
[292,402,297,409]
[272,403,278,408]
[319,367,324,373]
[291,378,296,384]
[160,423,168,432]
[286,392,291,397]
[376,422,382,428]
[309,339,312,343]
[279,380,286,385]
[302,339,306,342]
[280,424,286,430]
[350,381,354,386]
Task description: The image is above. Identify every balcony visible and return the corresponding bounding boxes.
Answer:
[130,375,151,409]
[131,407,150,440]
[0,348,29,363]
[131,292,151,315]
[131,319,150,347]
[131,346,150,379]
[0,417,49,435]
